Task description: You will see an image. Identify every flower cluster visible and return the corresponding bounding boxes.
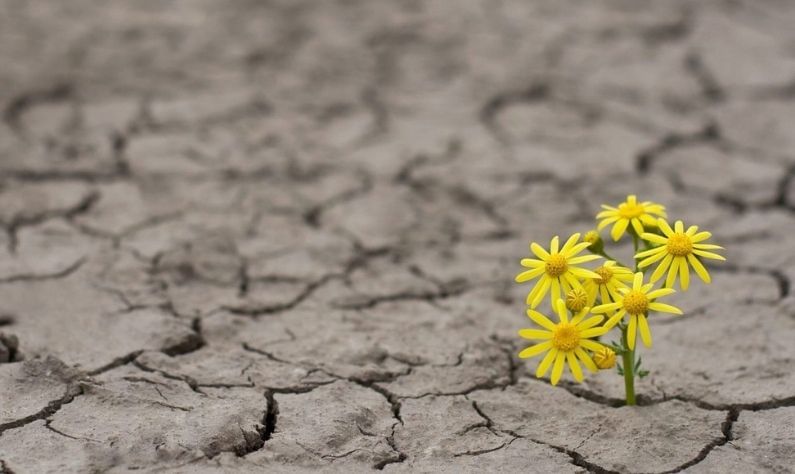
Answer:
[515,195,725,404]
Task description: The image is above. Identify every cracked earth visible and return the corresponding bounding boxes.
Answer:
[0,0,794,472]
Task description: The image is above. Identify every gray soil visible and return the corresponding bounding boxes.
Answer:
[0,0,794,472]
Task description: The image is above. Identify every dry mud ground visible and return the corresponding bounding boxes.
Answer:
[0,0,794,472]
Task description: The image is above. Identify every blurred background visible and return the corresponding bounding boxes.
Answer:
[0,0,794,472]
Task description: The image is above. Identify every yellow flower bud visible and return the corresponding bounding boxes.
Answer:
[593,346,616,370]
[584,230,603,254]
[565,288,588,313]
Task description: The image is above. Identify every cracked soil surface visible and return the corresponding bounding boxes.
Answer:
[0,0,794,472]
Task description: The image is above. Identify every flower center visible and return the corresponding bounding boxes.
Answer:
[566,288,588,312]
[545,254,568,278]
[552,323,580,351]
[666,233,693,257]
[593,266,613,285]
[618,203,644,219]
[623,290,649,315]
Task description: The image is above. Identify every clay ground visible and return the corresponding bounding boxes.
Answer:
[0,0,794,472]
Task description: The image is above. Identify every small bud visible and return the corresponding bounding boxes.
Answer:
[565,288,588,313]
[584,230,603,254]
[593,346,616,370]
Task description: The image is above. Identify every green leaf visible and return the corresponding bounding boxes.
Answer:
[638,369,650,378]
[616,363,624,375]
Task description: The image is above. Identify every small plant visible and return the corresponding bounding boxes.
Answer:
[515,195,725,405]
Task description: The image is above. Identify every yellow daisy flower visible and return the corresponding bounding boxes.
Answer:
[592,346,616,370]
[593,272,682,350]
[518,299,609,385]
[583,260,634,307]
[596,195,667,241]
[515,233,601,309]
[636,219,726,290]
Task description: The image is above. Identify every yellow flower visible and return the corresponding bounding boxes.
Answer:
[596,195,667,241]
[565,288,588,313]
[518,299,609,385]
[592,272,682,350]
[583,229,603,253]
[636,219,726,290]
[583,261,634,307]
[515,233,601,309]
[592,346,616,370]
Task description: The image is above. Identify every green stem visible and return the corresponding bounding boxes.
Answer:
[621,325,636,406]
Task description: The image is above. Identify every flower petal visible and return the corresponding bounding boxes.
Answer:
[692,249,726,261]
[687,253,711,283]
[666,256,680,288]
[526,308,557,331]
[529,276,552,308]
[627,314,637,350]
[518,329,553,340]
[567,352,583,382]
[592,302,621,314]
[560,233,581,255]
[657,218,674,237]
[519,340,553,359]
[638,249,668,269]
[648,302,683,314]
[550,236,560,254]
[531,242,550,260]
[568,254,602,265]
[550,351,566,385]
[580,326,609,338]
[636,245,667,259]
[515,266,545,283]
[679,257,690,290]
[575,347,598,372]
[611,218,629,241]
[646,288,676,300]
[536,348,558,378]
[650,254,673,283]
[638,314,652,348]
[576,315,604,331]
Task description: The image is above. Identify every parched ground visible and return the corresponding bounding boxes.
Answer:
[0,0,794,472]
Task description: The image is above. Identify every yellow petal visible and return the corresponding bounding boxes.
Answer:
[692,249,726,261]
[605,309,626,328]
[550,236,560,254]
[627,314,637,350]
[638,249,668,269]
[575,347,598,372]
[568,254,602,265]
[648,302,683,314]
[636,245,666,259]
[650,254,673,283]
[567,352,583,382]
[555,298,568,324]
[592,302,621,314]
[687,253,711,283]
[611,219,629,241]
[576,315,604,331]
[560,233,581,255]
[550,351,566,385]
[646,288,676,300]
[631,218,645,237]
[666,256,680,288]
[515,267,545,283]
[674,220,684,233]
[536,348,558,378]
[633,272,643,290]
[520,258,545,268]
[529,276,551,308]
[580,327,609,338]
[519,341,553,359]
[679,257,690,290]
[638,314,652,348]
[526,308,557,331]
[657,218,674,237]
[531,242,550,260]
[518,329,553,340]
